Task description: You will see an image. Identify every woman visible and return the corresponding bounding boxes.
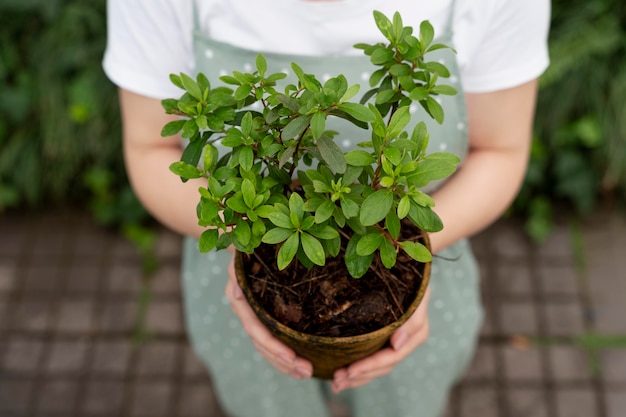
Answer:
[103,1,550,416]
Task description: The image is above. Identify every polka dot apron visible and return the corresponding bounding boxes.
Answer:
[181,2,483,416]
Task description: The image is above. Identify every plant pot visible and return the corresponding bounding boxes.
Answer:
[234,234,431,379]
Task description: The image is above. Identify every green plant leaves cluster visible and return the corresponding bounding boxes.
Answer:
[161,11,460,277]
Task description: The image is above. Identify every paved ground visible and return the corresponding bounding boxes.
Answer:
[0,207,625,417]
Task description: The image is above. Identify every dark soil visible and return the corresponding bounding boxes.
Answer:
[242,223,426,337]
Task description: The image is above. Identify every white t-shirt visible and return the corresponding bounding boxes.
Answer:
[103,0,550,100]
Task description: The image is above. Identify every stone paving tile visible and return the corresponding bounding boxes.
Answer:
[183,346,209,379]
[98,298,139,333]
[3,338,46,373]
[554,387,598,417]
[0,379,34,414]
[506,388,550,417]
[150,263,182,296]
[488,221,530,258]
[64,263,102,293]
[54,297,96,333]
[599,349,626,384]
[81,380,127,415]
[130,381,174,417]
[44,339,89,375]
[136,340,179,377]
[605,389,626,417]
[548,346,593,382]
[22,264,63,292]
[497,302,539,335]
[459,385,499,417]
[145,300,184,335]
[494,262,533,296]
[501,345,544,381]
[0,261,17,292]
[105,264,144,294]
[36,379,79,414]
[91,339,133,375]
[177,383,226,417]
[544,303,585,337]
[13,299,53,332]
[536,264,580,296]
[463,345,496,381]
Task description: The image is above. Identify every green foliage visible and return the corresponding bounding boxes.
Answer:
[513,0,626,240]
[164,12,459,276]
[0,0,147,226]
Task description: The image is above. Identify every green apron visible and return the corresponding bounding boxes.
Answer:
[181,2,483,416]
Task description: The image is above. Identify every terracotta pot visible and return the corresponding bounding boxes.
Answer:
[234,234,431,379]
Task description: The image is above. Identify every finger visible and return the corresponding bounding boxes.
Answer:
[390,285,431,351]
[225,260,313,378]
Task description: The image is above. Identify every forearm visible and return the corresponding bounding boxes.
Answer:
[428,145,528,254]
[124,143,206,239]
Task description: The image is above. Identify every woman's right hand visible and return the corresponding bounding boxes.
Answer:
[224,257,314,380]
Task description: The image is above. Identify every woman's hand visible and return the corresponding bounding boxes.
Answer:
[331,286,431,393]
[224,257,314,380]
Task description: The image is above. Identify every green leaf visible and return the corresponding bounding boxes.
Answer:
[385,210,401,240]
[234,84,253,100]
[289,192,304,223]
[256,54,267,76]
[241,179,256,208]
[225,193,248,213]
[317,135,347,174]
[340,196,359,218]
[169,161,202,180]
[233,218,251,246]
[345,150,376,166]
[315,200,335,223]
[373,10,393,41]
[161,120,186,137]
[356,233,383,256]
[408,158,457,186]
[169,74,184,89]
[360,189,393,226]
[400,241,432,262]
[408,203,443,233]
[181,73,203,101]
[198,229,219,252]
[239,146,254,171]
[262,227,294,244]
[282,114,312,140]
[341,84,361,102]
[310,111,326,140]
[409,86,429,101]
[300,233,326,266]
[379,238,397,269]
[307,225,339,240]
[419,21,435,48]
[277,233,299,270]
[425,97,444,124]
[345,235,374,278]
[268,212,294,229]
[337,103,376,122]
[398,195,411,219]
[387,106,411,138]
[431,84,458,96]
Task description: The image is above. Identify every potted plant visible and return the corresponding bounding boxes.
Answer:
[160,11,460,379]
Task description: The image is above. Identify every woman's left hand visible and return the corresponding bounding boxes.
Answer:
[331,286,431,393]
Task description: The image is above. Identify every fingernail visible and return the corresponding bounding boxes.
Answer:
[392,330,408,351]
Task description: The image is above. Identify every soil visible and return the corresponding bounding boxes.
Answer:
[242,222,426,337]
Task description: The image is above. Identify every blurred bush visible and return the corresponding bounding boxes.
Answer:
[0,0,624,242]
[512,0,626,240]
[0,0,148,227]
